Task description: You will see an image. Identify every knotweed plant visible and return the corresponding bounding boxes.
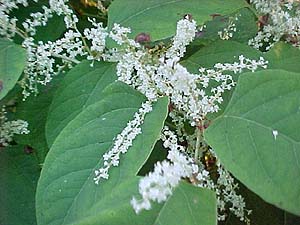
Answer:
[92,16,266,223]
[1,1,299,225]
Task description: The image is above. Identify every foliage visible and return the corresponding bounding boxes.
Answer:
[1,0,300,225]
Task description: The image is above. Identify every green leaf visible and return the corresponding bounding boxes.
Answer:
[153,182,217,225]
[0,145,40,225]
[195,8,258,45]
[0,39,26,100]
[182,40,261,73]
[45,61,117,147]
[265,42,300,73]
[36,62,169,224]
[14,76,63,164]
[205,69,300,216]
[108,0,248,42]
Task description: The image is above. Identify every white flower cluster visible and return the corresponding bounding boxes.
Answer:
[22,5,53,36]
[49,0,78,28]
[0,0,94,97]
[215,164,251,223]
[20,29,85,98]
[94,101,153,185]
[218,17,237,40]
[191,149,250,223]
[249,0,300,49]
[131,126,251,222]
[84,18,108,60]
[109,23,134,46]
[95,17,265,221]
[0,0,75,39]
[4,0,112,97]
[115,17,268,126]
[0,107,29,146]
[1,2,267,101]
[0,0,35,38]
[213,55,267,73]
[131,126,198,213]
[166,15,197,58]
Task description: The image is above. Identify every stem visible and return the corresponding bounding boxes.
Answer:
[14,28,80,64]
[51,53,81,64]
[164,120,177,130]
[15,27,28,39]
[81,36,92,55]
[75,27,92,55]
[194,128,201,162]
[82,12,107,20]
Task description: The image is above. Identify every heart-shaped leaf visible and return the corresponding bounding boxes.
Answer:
[0,39,26,100]
[108,0,248,42]
[205,69,300,216]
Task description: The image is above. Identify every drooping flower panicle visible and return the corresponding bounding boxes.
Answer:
[94,101,153,185]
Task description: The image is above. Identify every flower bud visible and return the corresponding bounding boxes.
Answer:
[135,33,151,43]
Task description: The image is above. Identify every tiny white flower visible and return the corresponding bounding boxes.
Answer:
[272,130,278,140]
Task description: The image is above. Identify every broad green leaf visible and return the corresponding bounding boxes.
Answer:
[74,181,216,225]
[194,8,257,45]
[45,61,117,147]
[182,40,261,73]
[205,69,300,216]
[14,76,63,164]
[108,0,248,42]
[0,146,40,225]
[153,182,217,225]
[0,39,26,100]
[264,42,300,73]
[36,73,169,225]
